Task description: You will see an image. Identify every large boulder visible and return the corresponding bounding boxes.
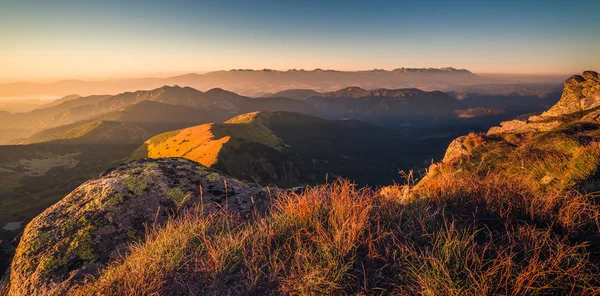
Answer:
[7,158,273,296]
[542,71,600,117]
[487,71,599,135]
[442,135,471,163]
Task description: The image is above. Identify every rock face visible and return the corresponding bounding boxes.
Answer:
[442,136,471,163]
[487,71,599,135]
[542,71,600,117]
[581,109,600,123]
[487,119,562,135]
[8,158,273,296]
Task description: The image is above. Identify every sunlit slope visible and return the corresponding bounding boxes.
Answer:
[131,111,417,187]
[19,101,218,145]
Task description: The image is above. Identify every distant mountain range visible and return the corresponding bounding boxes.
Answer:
[0,82,563,145]
[0,68,479,98]
[0,86,317,144]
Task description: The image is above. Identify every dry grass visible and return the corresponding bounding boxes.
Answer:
[75,175,600,295]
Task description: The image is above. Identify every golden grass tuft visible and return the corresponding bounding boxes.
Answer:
[75,176,600,295]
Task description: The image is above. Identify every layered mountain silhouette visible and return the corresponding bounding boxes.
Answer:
[34,94,83,110]
[305,87,465,123]
[1,84,517,145]
[0,68,479,98]
[0,86,317,144]
[458,91,561,115]
[17,101,221,144]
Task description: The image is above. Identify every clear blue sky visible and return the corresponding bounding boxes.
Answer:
[1,0,599,81]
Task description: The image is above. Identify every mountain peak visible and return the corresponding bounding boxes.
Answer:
[205,87,241,98]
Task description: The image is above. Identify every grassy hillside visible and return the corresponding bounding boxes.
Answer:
[132,111,440,187]
[0,144,139,240]
[19,101,220,145]
[74,171,600,295]
[66,102,600,295]
[0,86,317,144]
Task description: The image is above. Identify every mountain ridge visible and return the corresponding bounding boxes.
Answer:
[0,85,318,144]
[0,68,480,98]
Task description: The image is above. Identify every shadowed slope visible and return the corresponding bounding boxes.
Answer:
[131,111,417,187]
[305,87,465,124]
[19,101,220,145]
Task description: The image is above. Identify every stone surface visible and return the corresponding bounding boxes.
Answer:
[582,70,600,82]
[542,71,600,117]
[487,71,599,135]
[8,158,273,296]
[487,120,527,134]
[488,120,562,135]
[581,109,600,123]
[442,136,471,163]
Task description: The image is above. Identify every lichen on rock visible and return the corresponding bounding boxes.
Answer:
[7,158,274,295]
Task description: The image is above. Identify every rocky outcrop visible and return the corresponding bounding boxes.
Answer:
[542,71,600,117]
[7,158,273,296]
[443,136,471,163]
[580,109,600,123]
[487,71,599,135]
[487,119,562,135]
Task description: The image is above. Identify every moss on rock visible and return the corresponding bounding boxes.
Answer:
[8,158,273,295]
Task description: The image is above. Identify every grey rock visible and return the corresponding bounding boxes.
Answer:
[8,158,274,296]
[443,136,471,163]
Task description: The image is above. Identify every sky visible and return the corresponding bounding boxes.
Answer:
[0,0,599,82]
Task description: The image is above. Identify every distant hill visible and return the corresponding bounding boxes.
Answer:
[4,84,526,145]
[0,86,317,144]
[19,101,219,145]
[20,121,152,145]
[0,99,48,113]
[0,68,480,98]
[458,90,561,116]
[305,87,465,124]
[131,111,437,187]
[0,111,9,118]
[269,89,321,100]
[0,95,112,143]
[35,94,82,110]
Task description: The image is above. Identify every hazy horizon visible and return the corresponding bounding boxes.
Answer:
[0,68,575,85]
[2,0,599,82]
